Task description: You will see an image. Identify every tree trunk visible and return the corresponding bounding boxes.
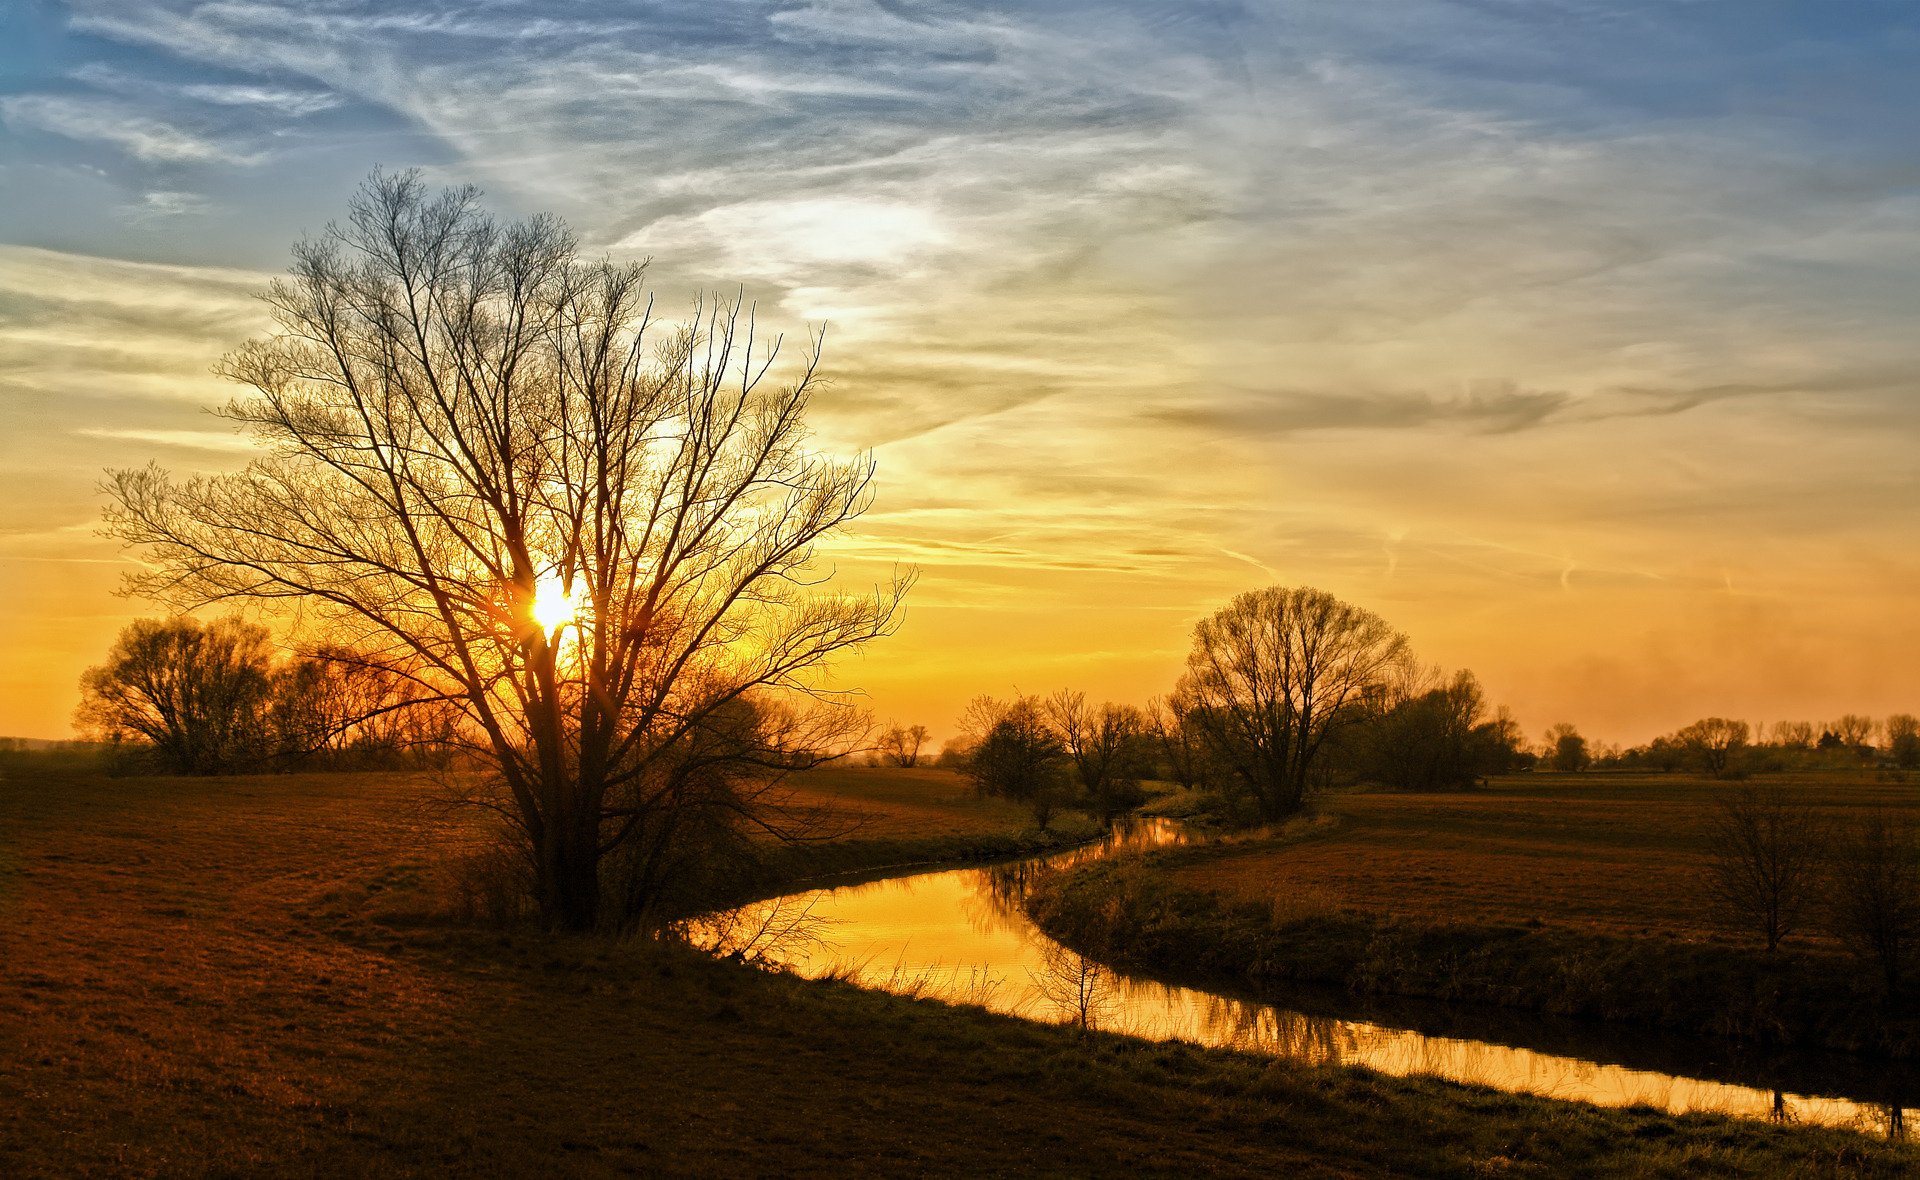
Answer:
[540,818,602,932]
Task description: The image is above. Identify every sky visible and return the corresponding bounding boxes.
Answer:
[3,0,1919,746]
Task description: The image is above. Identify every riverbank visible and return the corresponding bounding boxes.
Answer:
[1027,779,1920,1058]
[697,765,1104,911]
[5,770,1917,1175]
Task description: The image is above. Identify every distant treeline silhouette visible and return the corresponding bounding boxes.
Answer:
[935,585,1534,826]
[75,615,461,775]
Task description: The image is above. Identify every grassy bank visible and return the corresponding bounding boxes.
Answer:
[730,766,1102,902]
[1028,775,1920,1057]
[3,771,1916,1175]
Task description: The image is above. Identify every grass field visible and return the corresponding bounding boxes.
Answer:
[4,767,1918,1176]
[1031,772,1920,1057]
[1168,772,1914,946]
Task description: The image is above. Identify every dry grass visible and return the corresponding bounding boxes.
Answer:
[3,767,1914,1176]
[777,764,1044,841]
[1172,773,1917,945]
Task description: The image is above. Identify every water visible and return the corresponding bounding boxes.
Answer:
[713,818,1916,1137]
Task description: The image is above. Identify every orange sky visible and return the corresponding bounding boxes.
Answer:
[5,3,1920,746]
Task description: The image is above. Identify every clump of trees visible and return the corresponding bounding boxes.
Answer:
[1344,669,1529,790]
[950,585,1529,828]
[1542,723,1591,772]
[954,692,1158,829]
[75,615,456,774]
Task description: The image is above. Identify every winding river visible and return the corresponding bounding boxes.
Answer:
[713,818,1917,1138]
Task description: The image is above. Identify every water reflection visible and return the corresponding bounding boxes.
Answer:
[723,816,1915,1136]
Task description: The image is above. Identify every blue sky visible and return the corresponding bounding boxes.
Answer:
[4,1,1920,741]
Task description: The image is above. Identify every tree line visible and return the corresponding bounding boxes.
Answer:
[75,615,460,774]
[924,585,1531,827]
[1534,714,1920,779]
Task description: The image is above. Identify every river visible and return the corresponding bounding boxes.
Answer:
[707,817,1916,1137]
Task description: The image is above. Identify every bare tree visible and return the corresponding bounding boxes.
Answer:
[76,616,279,774]
[1030,942,1114,1033]
[1175,586,1411,821]
[1672,717,1751,779]
[963,694,1066,827]
[103,172,909,931]
[1544,723,1590,772]
[1770,721,1815,750]
[1832,714,1879,750]
[876,723,931,768]
[1826,809,1920,995]
[1047,690,1148,818]
[1145,694,1211,791]
[271,645,462,767]
[1703,785,1823,952]
[1886,714,1920,771]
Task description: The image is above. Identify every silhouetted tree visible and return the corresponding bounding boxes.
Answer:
[103,172,908,931]
[1544,723,1590,772]
[1826,809,1920,995]
[1886,715,1920,771]
[1671,717,1750,779]
[75,616,276,774]
[1832,714,1879,751]
[1047,691,1150,817]
[270,646,462,767]
[1176,586,1411,820]
[1703,785,1824,952]
[1771,720,1815,750]
[1146,694,1216,792]
[964,695,1067,827]
[876,723,931,768]
[1356,668,1502,790]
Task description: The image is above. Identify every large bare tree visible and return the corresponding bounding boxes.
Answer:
[1175,586,1410,820]
[104,172,909,930]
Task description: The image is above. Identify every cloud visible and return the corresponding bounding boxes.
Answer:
[0,94,255,164]
[116,190,217,222]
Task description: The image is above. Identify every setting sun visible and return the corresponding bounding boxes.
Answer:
[531,573,580,633]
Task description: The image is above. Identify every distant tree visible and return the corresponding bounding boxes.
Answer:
[270,646,461,767]
[1046,691,1150,817]
[75,616,277,774]
[1703,785,1824,952]
[1544,723,1590,772]
[876,723,931,768]
[1826,809,1920,995]
[1769,721,1815,750]
[1473,705,1534,775]
[964,695,1068,828]
[1356,669,1491,790]
[1832,715,1878,750]
[1146,694,1215,791]
[1671,717,1751,779]
[1886,715,1920,771]
[1176,586,1411,821]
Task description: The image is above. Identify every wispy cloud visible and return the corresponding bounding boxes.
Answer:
[0,94,255,164]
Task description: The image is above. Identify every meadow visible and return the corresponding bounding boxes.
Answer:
[1032,772,1920,1058]
[1164,772,1914,945]
[4,765,1917,1176]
